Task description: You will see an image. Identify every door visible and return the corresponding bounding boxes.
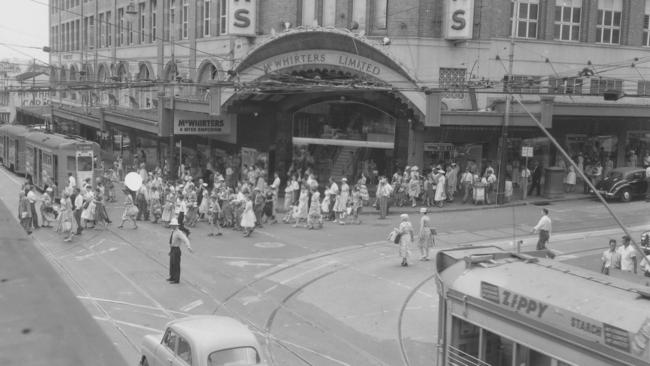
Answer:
[156,328,178,366]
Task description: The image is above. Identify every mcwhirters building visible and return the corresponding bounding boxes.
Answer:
[48,0,650,180]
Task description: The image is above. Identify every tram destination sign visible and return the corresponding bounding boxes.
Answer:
[479,282,650,361]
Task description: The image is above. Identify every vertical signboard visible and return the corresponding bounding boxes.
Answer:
[228,0,257,36]
[444,0,474,40]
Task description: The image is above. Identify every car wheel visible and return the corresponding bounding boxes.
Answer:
[620,188,632,202]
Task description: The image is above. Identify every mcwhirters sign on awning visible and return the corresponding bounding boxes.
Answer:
[174,112,233,135]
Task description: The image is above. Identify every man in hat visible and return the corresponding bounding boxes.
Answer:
[376,177,393,219]
[167,217,193,284]
[617,235,637,274]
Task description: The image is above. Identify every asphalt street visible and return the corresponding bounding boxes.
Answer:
[1,166,649,366]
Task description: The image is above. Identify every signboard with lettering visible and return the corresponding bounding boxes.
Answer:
[228,0,257,36]
[174,111,233,135]
[444,0,474,40]
[479,282,650,362]
[521,146,533,157]
[424,142,456,152]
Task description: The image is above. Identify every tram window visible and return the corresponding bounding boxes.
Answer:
[483,329,514,366]
[451,317,480,358]
[516,343,552,366]
[67,156,76,170]
[77,156,93,171]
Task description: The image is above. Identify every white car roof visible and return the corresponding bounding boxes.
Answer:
[168,316,260,358]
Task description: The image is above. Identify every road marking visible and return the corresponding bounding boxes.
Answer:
[93,317,162,333]
[77,296,190,316]
[226,260,274,268]
[254,242,286,248]
[279,260,338,285]
[73,247,118,261]
[210,255,285,261]
[240,295,262,306]
[180,299,204,312]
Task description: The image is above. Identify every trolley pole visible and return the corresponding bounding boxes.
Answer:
[496,4,516,205]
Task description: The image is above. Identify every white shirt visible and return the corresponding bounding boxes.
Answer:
[646,166,650,178]
[602,249,619,269]
[641,255,650,274]
[618,245,637,272]
[27,190,38,204]
[533,215,552,232]
[74,194,84,211]
[329,182,339,195]
[69,176,76,188]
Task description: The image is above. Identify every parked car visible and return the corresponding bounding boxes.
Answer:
[139,315,264,366]
[593,167,648,202]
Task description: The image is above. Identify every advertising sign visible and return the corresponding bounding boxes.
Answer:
[443,0,474,40]
[521,146,533,157]
[174,112,233,135]
[228,0,257,36]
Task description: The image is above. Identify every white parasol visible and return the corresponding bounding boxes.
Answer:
[124,172,143,191]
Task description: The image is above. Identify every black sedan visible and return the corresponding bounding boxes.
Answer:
[594,167,648,202]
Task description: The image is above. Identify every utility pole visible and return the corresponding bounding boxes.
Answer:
[496,2,516,205]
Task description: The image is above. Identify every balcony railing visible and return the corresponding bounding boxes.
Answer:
[447,345,491,366]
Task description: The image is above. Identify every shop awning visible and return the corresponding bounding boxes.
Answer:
[292,137,394,149]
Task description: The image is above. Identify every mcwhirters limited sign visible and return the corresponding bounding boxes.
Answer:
[174,112,233,135]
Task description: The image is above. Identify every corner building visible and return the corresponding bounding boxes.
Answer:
[48,0,650,183]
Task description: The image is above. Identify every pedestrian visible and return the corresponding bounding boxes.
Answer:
[434,169,447,207]
[528,160,542,196]
[376,177,392,219]
[407,167,420,208]
[241,194,256,237]
[118,188,139,229]
[72,187,84,235]
[564,165,576,193]
[601,239,620,275]
[93,188,111,230]
[335,178,350,224]
[460,167,474,204]
[27,185,40,230]
[397,214,414,267]
[161,187,175,226]
[293,185,309,227]
[167,217,193,284]
[18,191,32,234]
[327,177,339,221]
[645,163,650,202]
[40,187,56,228]
[617,235,638,274]
[149,186,162,223]
[446,163,459,202]
[307,187,323,229]
[531,208,555,258]
[55,190,74,242]
[207,192,223,237]
[80,186,96,229]
[417,207,435,261]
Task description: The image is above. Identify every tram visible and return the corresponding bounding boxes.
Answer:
[0,124,32,174]
[435,246,650,366]
[24,131,100,192]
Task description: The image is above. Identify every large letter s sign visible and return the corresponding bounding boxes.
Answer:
[234,9,251,28]
[451,10,466,30]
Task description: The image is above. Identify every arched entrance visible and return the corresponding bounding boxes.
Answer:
[226,29,426,183]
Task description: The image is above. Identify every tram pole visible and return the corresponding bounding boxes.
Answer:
[513,96,650,270]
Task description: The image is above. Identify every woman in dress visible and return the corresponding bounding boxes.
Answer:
[161,187,175,227]
[148,185,162,223]
[207,192,223,236]
[240,195,256,237]
[18,191,32,234]
[397,214,414,267]
[55,190,74,242]
[434,170,447,208]
[293,185,309,228]
[408,168,421,207]
[334,178,350,224]
[307,187,322,230]
[40,187,56,228]
[198,185,210,221]
[565,165,577,193]
[348,185,363,225]
[118,188,138,229]
[417,207,435,261]
[80,186,96,229]
[185,185,199,227]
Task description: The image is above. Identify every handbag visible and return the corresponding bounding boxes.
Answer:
[387,230,397,243]
[20,212,29,219]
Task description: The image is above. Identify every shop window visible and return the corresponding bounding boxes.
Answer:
[549,77,583,94]
[511,0,538,39]
[506,75,541,93]
[643,0,650,46]
[554,0,581,41]
[638,80,650,96]
[596,0,622,44]
[440,68,466,99]
[590,78,622,95]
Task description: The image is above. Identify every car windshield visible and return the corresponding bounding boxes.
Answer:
[605,171,623,180]
[208,347,259,366]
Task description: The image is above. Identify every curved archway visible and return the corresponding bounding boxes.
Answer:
[116,62,130,82]
[163,61,178,82]
[81,63,93,81]
[197,59,221,83]
[69,64,79,81]
[137,61,154,81]
[97,63,110,82]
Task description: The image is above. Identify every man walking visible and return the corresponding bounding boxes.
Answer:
[601,239,620,275]
[528,161,542,196]
[617,235,637,275]
[376,177,392,219]
[72,187,84,235]
[167,218,193,284]
[531,208,555,258]
[27,186,40,230]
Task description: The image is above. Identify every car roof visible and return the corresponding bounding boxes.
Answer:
[168,316,259,357]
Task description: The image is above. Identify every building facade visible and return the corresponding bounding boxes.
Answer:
[48,0,650,183]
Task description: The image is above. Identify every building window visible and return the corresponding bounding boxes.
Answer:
[139,2,146,43]
[549,77,583,94]
[323,0,336,27]
[507,75,541,93]
[0,113,9,123]
[181,0,188,39]
[106,11,112,46]
[151,0,157,42]
[554,0,580,41]
[98,13,104,47]
[590,78,622,94]
[351,0,367,31]
[301,0,317,27]
[75,19,81,50]
[203,0,210,36]
[440,68,466,99]
[168,0,175,41]
[511,0,538,39]
[638,80,650,95]
[596,0,622,44]
[643,0,650,46]
[371,0,387,31]
[219,0,227,35]
[0,92,9,106]
[89,16,95,49]
[118,7,124,46]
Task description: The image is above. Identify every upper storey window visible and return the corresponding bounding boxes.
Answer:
[596,0,622,44]
[300,0,336,27]
[643,0,650,46]
[554,0,581,41]
[511,0,539,39]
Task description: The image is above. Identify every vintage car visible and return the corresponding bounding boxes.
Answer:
[594,167,648,202]
[139,316,264,366]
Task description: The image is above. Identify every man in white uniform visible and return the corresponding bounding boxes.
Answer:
[618,235,637,274]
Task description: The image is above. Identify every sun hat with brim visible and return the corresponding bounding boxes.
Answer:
[169,217,179,226]
[419,207,427,214]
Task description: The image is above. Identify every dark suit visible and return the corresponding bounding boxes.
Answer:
[528,166,542,196]
[168,228,191,283]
